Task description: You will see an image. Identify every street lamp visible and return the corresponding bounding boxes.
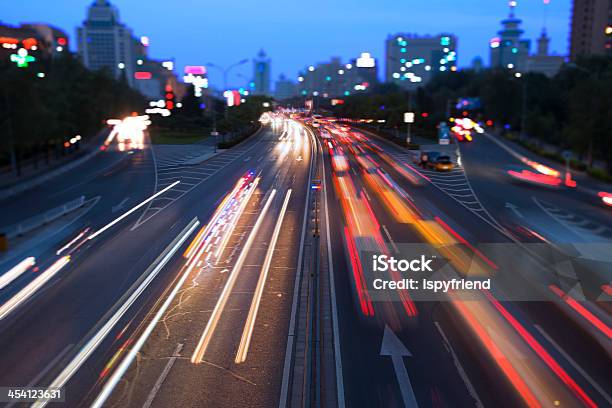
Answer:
[207,59,248,120]
[206,59,249,93]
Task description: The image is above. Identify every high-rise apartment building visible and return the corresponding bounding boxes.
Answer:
[77,0,136,85]
[385,33,457,88]
[252,49,271,95]
[569,0,612,60]
[489,3,530,70]
[297,52,378,97]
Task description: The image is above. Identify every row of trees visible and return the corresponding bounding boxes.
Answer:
[0,52,145,172]
[153,84,272,147]
[329,56,612,172]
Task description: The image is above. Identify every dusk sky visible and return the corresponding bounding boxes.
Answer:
[2,0,572,89]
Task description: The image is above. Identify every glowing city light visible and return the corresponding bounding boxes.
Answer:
[10,48,35,68]
[356,52,376,68]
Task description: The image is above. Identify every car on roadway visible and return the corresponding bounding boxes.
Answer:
[433,155,454,171]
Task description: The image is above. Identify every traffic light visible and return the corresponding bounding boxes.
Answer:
[165,84,175,110]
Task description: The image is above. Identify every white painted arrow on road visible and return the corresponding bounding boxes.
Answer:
[112,197,130,213]
[505,202,523,218]
[296,156,303,161]
[380,325,419,408]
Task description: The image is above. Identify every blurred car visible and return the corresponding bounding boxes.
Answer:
[433,155,454,171]
[420,151,440,168]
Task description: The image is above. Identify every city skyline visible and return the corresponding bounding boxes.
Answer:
[3,0,571,89]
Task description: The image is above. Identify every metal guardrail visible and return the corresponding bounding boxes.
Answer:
[2,196,85,239]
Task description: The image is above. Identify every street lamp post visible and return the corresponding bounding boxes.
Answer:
[207,59,249,120]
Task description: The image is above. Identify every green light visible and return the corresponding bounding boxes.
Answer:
[325,76,331,81]
[440,36,450,46]
[512,47,518,53]
[344,91,350,96]
[301,90,307,95]
[400,58,406,63]
[10,48,35,68]
[400,47,406,53]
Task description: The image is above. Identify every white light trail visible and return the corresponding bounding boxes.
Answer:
[91,219,208,408]
[0,256,70,320]
[235,189,292,363]
[214,177,260,260]
[191,189,277,364]
[31,219,200,408]
[56,228,89,256]
[0,257,36,290]
[88,181,180,240]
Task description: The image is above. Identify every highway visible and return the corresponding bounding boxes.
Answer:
[0,118,315,407]
[316,120,611,408]
[0,113,610,408]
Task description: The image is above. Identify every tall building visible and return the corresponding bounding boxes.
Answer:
[297,52,378,97]
[525,29,565,77]
[569,0,612,60]
[275,74,297,100]
[252,49,271,95]
[77,0,136,85]
[385,33,457,89]
[489,2,530,70]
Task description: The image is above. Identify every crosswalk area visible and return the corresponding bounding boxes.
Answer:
[131,140,261,229]
[153,141,216,169]
[385,150,498,223]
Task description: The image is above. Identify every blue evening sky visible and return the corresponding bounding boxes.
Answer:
[2,0,571,89]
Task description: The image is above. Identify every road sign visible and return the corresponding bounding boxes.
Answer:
[438,122,450,145]
[404,112,415,123]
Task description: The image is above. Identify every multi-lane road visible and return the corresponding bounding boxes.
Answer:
[0,113,610,408]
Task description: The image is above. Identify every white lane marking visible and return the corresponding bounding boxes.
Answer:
[132,136,267,230]
[534,324,612,405]
[88,181,181,240]
[235,189,292,363]
[505,202,524,218]
[322,142,346,408]
[380,325,419,408]
[89,219,201,408]
[112,197,130,213]
[141,343,184,408]
[279,126,318,408]
[257,156,263,162]
[0,256,70,321]
[32,219,200,408]
[434,322,483,407]
[243,156,252,162]
[382,225,399,253]
[191,190,277,363]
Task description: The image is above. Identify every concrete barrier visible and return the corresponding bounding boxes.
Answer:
[1,196,85,239]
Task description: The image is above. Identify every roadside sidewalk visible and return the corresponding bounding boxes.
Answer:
[0,130,108,201]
